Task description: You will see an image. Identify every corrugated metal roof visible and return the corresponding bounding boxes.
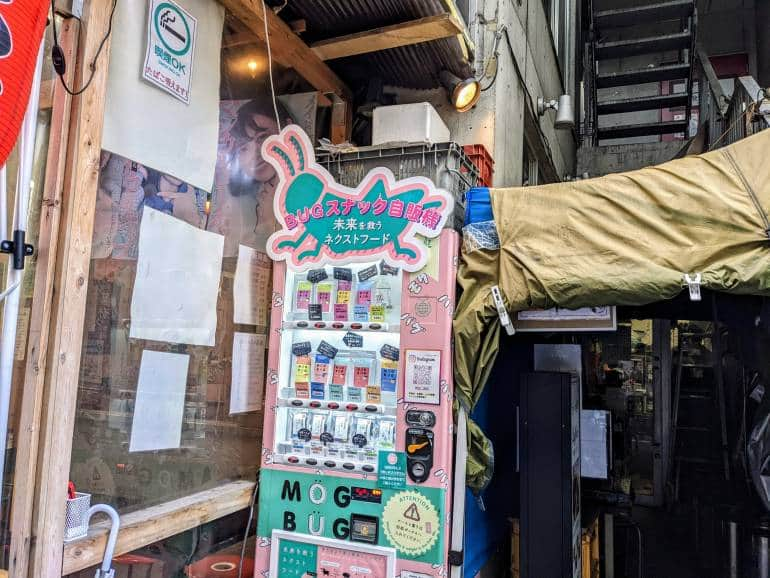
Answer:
[289,0,450,40]
[283,0,473,89]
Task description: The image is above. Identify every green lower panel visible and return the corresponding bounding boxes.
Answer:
[257,468,445,565]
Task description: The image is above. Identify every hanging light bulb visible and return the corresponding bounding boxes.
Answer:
[247,59,259,78]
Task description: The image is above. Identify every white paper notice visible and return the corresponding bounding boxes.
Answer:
[233,245,271,326]
[404,350,441,405]
[130,350,189,452]
[130,207,224,346]
[102,0,223,190]
[230,332,266,414]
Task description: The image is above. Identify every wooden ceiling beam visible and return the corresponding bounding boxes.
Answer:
[218,0,352,103]
[311,13,464,61]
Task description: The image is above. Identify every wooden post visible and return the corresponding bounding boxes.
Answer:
[7,16,78,577]
[28,0,114,574]
[310,14,464,61]
[331,97,352,144]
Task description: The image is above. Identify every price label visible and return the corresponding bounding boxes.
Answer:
[358,265,378,282]
[292,342,312,356]
[307,268,329,283]
[333,267,353,281]
[379,261,399,276]
[380,344,400,361]
[317,340,339,359]
[343,332,364,348]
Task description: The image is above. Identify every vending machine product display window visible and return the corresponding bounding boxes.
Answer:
[274,264,403,475]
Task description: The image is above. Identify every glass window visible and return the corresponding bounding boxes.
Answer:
[67,13,305,516]
[65,509,254,577]
[544,0,573,91]
[0,21,58,570]
[582,319,658,499]
[522,142,539,186]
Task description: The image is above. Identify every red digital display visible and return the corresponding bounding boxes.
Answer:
[350,486,382,504]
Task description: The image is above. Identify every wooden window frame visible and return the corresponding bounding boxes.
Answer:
[11,1,352,576]
[8,13,79,578]
[61,480,256,575]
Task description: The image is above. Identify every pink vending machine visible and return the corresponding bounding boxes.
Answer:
[254,126,459,578]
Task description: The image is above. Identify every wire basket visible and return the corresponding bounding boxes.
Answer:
[64,492,91,542]
[316,142,480,232]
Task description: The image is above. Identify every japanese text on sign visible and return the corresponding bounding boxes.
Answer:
[263,126,454,272]
[143,0,197,103]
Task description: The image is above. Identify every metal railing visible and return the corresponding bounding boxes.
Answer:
[581,0,598,145]
[695,46,770,150]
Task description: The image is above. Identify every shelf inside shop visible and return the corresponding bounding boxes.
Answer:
[277,397,396,416]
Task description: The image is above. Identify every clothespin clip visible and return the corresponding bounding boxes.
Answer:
[684,273,702,302]
[491,285,515,336]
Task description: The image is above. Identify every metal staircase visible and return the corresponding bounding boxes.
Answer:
[587,0,696,143]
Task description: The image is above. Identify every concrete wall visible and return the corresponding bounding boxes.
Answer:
[388,0,578,186]
[696,0,757,76]
[577,141,684,176]
[758,0,770,88]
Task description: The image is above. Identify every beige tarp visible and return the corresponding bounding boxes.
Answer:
[455,129,770,493]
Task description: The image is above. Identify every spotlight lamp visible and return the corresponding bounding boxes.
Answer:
[537,94,575,129]
[440,70,481,113]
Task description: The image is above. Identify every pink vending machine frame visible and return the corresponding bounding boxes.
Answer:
[255,230,458,578]
[253,125,460,578]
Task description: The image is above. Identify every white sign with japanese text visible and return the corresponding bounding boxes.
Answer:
[404,350,441,405]
[143,0,197,103]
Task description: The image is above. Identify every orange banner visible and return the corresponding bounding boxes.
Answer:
[0,0,48,167]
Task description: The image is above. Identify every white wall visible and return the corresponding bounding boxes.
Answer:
[387,0,577,186]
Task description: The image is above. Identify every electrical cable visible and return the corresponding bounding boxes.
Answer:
[261,0,282,131]
[50,0,118,96]
[237,477,260,578]
[480,27,505,92]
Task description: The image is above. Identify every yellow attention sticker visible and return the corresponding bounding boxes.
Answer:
[382,490,440,557]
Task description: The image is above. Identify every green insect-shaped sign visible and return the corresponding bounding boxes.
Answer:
[263,126,453,272]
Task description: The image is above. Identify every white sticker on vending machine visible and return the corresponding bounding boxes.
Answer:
[404,350,441,405]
